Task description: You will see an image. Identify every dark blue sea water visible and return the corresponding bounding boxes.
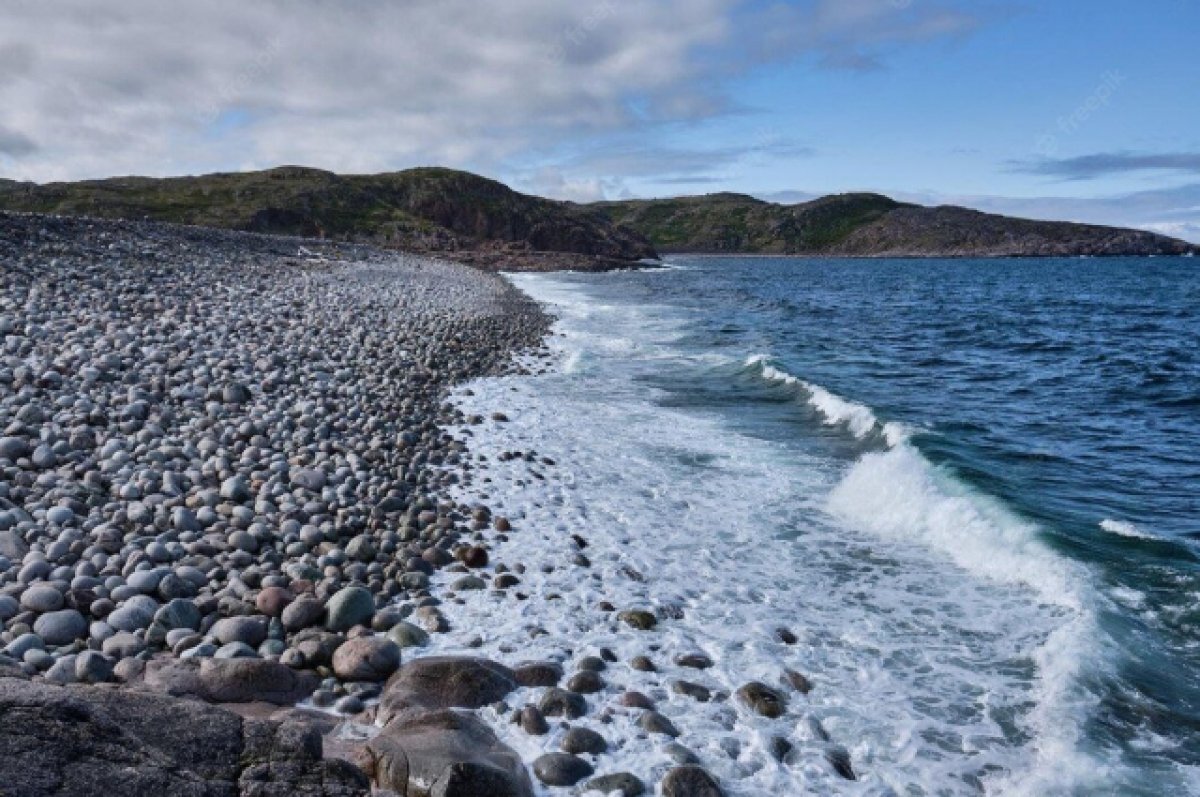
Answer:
[463,256,1199,795]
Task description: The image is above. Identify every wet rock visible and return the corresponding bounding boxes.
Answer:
[672,680,712,702]
[661,765,724,797]
[360,709,532,797]
[377,656,517,724]
[617,610,657,630]
[562,726,607,755]
[567,670,605,694]
[385,621,430,649]
[618,691,655,710]
[533,753,593,787]
[629,655,656,672]
[585,772,646,796]
[675,652,713,669]
[0,675,368,796]
[637,711,679,737]
[519,705,549,735]
[736,681,788,718]
[539,687,588,719]
[513,661,562,688]
[826,745,856,780]
[783,668,812,694]
[768,735,794,762]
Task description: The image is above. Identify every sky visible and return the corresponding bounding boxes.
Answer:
[1,1,1198,240]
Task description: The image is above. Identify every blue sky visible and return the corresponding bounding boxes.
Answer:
[2,1,1198,239]
[522,1,1200,239]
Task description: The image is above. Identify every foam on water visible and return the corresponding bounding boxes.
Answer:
[429,272,1135,795]
[1100,518,1157,540]
[746,354,882,440]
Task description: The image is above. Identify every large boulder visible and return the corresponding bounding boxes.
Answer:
[359,709,532,797]
[377,656,517,726]
[332,637,401,682]
[0,676,368,796]
[141,657,319,705]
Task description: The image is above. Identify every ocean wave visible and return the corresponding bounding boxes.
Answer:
[741,354,1110,792]
[1100,518,1157,540]
[827,441,1109,795]
[745,354,910,444]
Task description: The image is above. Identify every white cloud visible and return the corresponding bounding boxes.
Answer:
[0,0,985,182]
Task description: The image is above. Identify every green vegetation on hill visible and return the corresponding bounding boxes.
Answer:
[591,192,904,253]
[1,166,1194,262]
[590,193,1198,258]
[0,166,657,266]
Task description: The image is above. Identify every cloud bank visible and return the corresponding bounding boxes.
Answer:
[0,0,984,182]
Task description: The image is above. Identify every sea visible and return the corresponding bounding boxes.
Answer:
[437,255,1200,796]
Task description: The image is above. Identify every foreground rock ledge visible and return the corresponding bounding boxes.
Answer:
[0,675,368,797]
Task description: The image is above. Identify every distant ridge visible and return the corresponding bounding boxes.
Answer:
[589,193,1198,257]
[0,166,657,271]
[0,167,1194,265]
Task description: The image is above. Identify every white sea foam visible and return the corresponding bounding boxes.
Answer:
[431,272,1126,796]
[746,354,887,441]
[1100,518,1156,540]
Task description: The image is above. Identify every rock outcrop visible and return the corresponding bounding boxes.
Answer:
[0,676,368,797]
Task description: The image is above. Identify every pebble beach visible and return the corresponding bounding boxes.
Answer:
[0,211,807,797]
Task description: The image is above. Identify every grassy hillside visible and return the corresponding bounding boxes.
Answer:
[0,167,658,267]
[2,166,1193,261]
[591,192,904,253]
[591,193,1197,257]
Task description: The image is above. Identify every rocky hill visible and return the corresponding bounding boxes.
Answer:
[0,166,658,270]
[2,167,1194,263]
[590,193,1198,257]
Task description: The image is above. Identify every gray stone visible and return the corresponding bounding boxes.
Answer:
[325,586,375,632]
[219,475,250,502]
[21,584,65,613]
[74,650,114,683]
[211,616,268,647]
[0,436,30,461]
[154,598,201,630]
[33,609,87,646]
[107,597,158,632]
[385,621,429,649]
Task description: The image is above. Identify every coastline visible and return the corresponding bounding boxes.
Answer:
[0,210,760,797]
[0,212,568,794]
